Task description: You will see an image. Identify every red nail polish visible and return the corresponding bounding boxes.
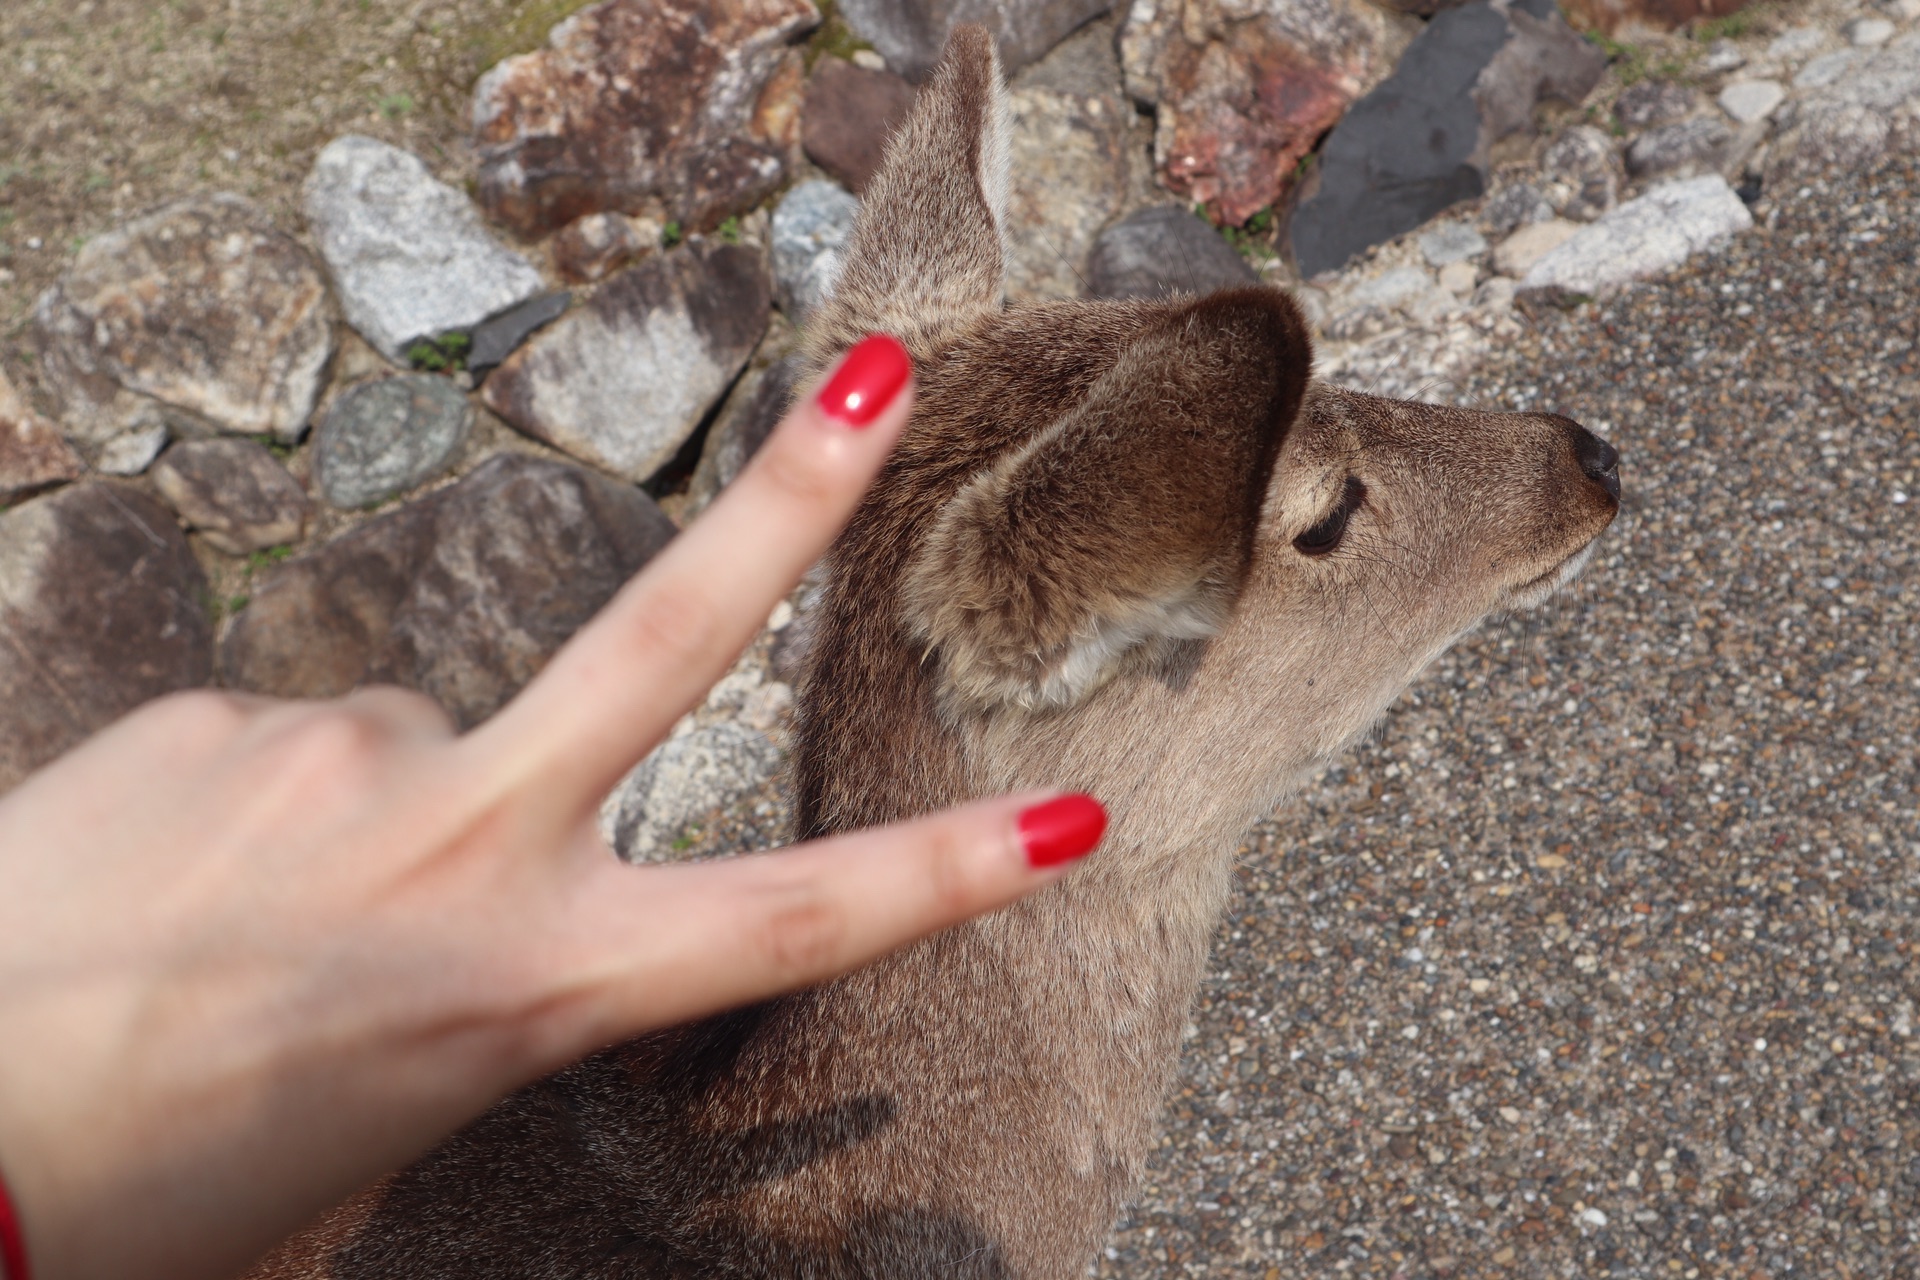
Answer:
[1018,794,1107,869]
[816,333,911,427]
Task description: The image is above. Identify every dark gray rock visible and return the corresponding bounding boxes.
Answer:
[1481,181,1556,236]
[481,242,770,483]
[1541,124,1621,220]
[314,374,473,510]
[1626,116,1734,179]
[1085,205,1259,300]
[0,367,82,504]
[220,453,676,728]
[32,193,332,457]
[838,0,1113,83]
[1289,0,1603,278]
[468,291,572,374]
[770,181,859,321]
[687,349,805,512]
[150,439,311,555]
[1614,79,1696,130]
[801,57,918,194]
[0,483,212,790]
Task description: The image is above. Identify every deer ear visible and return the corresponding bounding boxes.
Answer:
[902,289,1313,713]
[802,25,1008,364]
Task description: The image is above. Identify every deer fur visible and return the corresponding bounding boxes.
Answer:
[252,25,1619,1280]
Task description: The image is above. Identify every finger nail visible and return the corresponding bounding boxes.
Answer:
[1018,794,1107,869]
[816,333,912,428]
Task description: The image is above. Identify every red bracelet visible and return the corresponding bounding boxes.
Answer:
[0,1160,28,1280]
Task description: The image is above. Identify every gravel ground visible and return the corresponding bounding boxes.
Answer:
[1096,158,1919,1279]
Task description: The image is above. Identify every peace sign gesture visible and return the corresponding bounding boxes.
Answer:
[0,335,1105,1280]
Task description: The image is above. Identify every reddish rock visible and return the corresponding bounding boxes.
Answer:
[1121,0,1401,226]
[0,367,83,504]
[802,57,918,193]
[1562,0,1753,37]
[550,212,662,285]
[150,438,312,555]
[471,0,818,238]
[0,483,212,791]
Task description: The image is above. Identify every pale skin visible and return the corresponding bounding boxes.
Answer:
[0,352,1074,1280]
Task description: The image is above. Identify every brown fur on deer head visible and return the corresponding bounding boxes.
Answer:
[250,24,1618,1280]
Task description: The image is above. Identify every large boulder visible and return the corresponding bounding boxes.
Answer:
[1121,0,1401,226]
[481,242,770,484]
[837,0,1112,83]
[0,484,212,790]
[471,0,818,237]
[220,453,676,728]
[31,194,333,460]
[1288,0,1604,277]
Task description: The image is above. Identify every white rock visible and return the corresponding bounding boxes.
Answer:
[770,180,859,321]
[1884,0,1920,20]
[1419,220,1489,267]
[1344,266,1435,311]
[1795,49,1860,88]
[1766,26,1828,62]
[1438,260,1478,296]
[304,135,546,363]
[1719,78,1787,123]
[598,722,785,862]
[850,48,887,71]
[94,424,169,476]
[1492,219,1580,277]
[1850,17,1896,46]
[1704,37,1746,72]
[1522,175,1754,296]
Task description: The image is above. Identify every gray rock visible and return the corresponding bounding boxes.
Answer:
[1613,80,1695,130]
[1289,0,1604,277]
[1085,205,1259,300]
[1418,220,1489,267]
[1626,116,1734,179]
[1849,17,1896,46]
[1765,26,1827,63]
[1492,218,1580,277]
[598,721,785,862]
[1771,32,1920,175]
[481,242,770,483]
[468,291,572,374]
[0,483,212,791]
[770,180,860,321]
[1004,86,1132,301]
[31,193,332,456]
[838,0,1113,83]
[150,439,311,554]
[314,375,473,510]
[1481,182,1555,236]
[1718,79,1786,124]
[304,135,546,364]
[95,425,170,477]
[1541,124,1621,220]
[1703,38,1745,73]
[1794,50,1859,89]
[687,341,805,512]
[0,367,82,503]
[221,453,676,728]
[1521,174,1753,295]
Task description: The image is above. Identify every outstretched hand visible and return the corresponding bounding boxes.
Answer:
[0,335,1105,1280]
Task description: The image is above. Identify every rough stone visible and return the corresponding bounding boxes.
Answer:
[1849,17,1895,46]
[1289,0,1604,277]
[1004,86,1132,300]
[599,721,785,862]
[1085,205,1259,300]
[1626,116,1734,179]
[1522,174,1753,295]
[1438,259,1478,295]
[471,0,817,237]
[1614,79,1696,130]
[1775,106,1894,178]
[313,375,473,510]
[467,292,572,374]
[1794,50,1860,90]
[95,426,169,477]
[481,242,770,483]
[688,338,805,513]
[1703,37,1745,73]
[1559,0,1756,37]
[801,57,918,194]
[1541,124,1621,220]
[1419,220,1489,266]
[221,453,675,728]
[0,483,212,791]
[839,0,1112,83]
[1481,181,1555,236]
[1766,26,1828,63]
[1771,33,1920,176]
[1719,79,1786,123]
[150,439,311,554]
[550,212,662,286]
[31,193,331,458]
[304,136,545,366]
[770,180,859,321]
[1492,217,1581,277]
[0,367,83,503]
[1122,0,1399,227]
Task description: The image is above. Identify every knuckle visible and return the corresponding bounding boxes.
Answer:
[922,824,986,919]
[278,707,393,779]
[754,888,850,983]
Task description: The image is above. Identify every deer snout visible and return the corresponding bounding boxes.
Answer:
[1564,420,1622,503]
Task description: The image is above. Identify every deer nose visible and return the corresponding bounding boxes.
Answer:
[1569,424,1621,502]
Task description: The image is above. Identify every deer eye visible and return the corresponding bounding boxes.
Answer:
[1293,477,1366,557]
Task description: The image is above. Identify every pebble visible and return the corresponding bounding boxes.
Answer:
[1703,37,1746,72]
[1719,78,1787,124]
[1612,79,1695,130]
[550,212,661,286]
[150,438,311,554]
[1085,205,1258,300]
[313,374,473,510]
[1437,260,1478,296]
[1625,116,1733,179]
[1848,16,1895,46]
[800,57,917,195]
[1491,218,1580,278]
[1417,219,1488,267]
[1522,174,1753,295]
[95,425,169,476]
[1794,49,1860,89]
[1541,124,1621,221]
[770,180,859,322]
[1765,25,1828,62]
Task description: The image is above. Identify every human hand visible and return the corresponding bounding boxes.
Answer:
[0,334,1107,1280]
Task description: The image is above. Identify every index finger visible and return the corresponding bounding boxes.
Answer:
[464,334,914,825]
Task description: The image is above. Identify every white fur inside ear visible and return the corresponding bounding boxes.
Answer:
[978,55,1011,243]
[1021,588,1224,710]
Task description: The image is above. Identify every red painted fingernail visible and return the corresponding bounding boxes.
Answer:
[1018,794,1107,869]
[816,333,911,427]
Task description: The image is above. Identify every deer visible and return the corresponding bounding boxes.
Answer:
[250,25,1621,1280]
